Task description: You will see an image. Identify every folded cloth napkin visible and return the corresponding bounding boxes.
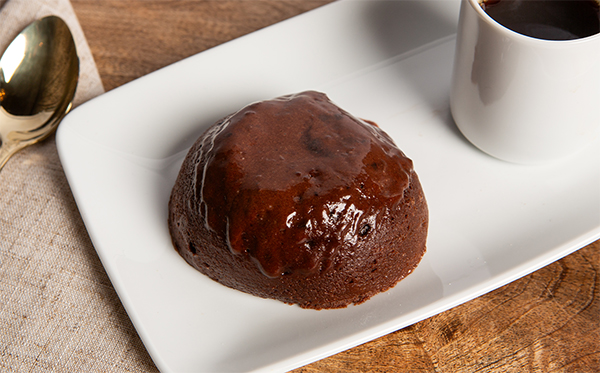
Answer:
[0,1,157,372]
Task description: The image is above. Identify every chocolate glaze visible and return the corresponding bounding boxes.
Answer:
[169,91,428,309]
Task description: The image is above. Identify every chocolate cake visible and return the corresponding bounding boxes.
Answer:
[168,91,428,309]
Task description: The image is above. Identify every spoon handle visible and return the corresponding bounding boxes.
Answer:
[0,141,27,171]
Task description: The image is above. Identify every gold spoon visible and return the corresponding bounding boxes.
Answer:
[0,15,79,171]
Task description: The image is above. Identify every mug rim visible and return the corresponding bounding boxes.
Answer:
[467,0,600,45]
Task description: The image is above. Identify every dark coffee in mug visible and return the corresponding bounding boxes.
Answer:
[480,0,600,40]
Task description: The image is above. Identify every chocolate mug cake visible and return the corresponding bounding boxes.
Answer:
[168,91,428,309]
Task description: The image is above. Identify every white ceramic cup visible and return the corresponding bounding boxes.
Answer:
[450,0,600,164]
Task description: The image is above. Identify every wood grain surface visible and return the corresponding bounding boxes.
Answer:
[71,1,600,372]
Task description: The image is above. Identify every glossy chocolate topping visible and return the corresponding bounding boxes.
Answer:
[195,91,414,277]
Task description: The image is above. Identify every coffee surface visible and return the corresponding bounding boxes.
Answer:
[481,0,600,40]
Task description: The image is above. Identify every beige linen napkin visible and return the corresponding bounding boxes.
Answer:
[0,1,157,372]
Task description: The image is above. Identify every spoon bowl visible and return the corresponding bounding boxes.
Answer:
[0,15,79,170]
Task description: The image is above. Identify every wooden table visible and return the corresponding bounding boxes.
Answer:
[71,1,599,371]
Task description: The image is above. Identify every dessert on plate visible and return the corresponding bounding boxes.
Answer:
[168,91,428,309]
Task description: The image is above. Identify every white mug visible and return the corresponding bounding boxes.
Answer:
[450,0,600,164]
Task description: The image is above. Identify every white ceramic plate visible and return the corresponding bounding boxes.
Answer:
[56,1,600,372]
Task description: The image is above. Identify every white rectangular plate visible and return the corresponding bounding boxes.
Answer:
[56,1,600,372]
